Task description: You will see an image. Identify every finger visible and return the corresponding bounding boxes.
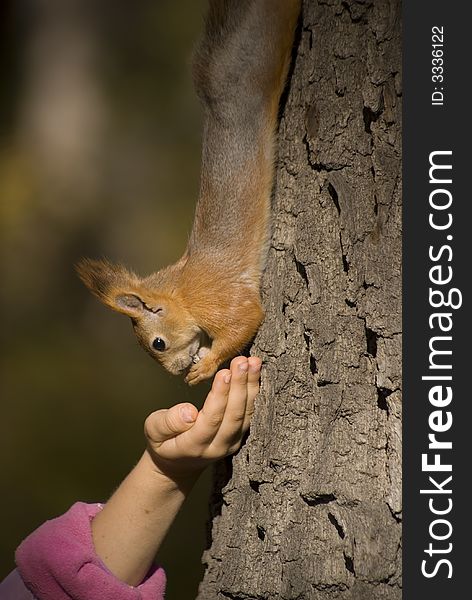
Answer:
[144,403,198,446]
[247,356,262,397]
[224,357,249,423]
[213,357,249,446]
[243,356,262,430]
[185,368,231,445]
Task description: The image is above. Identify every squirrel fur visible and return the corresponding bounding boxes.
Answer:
[77,0,301,385]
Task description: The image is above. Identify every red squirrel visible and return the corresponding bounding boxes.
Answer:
[77,0,300,385]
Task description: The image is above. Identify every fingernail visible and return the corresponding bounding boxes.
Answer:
[180,406,196,423]
[224,372,232,384]
[238,361,249,373]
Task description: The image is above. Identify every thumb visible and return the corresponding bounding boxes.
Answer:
[144,403,198,445]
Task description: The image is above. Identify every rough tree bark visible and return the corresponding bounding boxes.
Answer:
[197,1,401,598]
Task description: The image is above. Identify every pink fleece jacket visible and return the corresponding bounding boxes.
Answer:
[0,503,166,600]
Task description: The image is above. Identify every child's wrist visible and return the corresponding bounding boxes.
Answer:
[141,448,201,493]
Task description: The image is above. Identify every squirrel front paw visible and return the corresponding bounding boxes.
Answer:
[185,356,219,386]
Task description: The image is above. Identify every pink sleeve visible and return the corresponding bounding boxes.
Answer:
[14,502,166,600]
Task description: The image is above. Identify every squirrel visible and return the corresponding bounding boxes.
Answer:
[77,0,301,385]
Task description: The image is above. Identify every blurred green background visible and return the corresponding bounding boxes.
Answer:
[0,1,212,598]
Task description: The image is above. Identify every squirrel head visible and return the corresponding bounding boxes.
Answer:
[76,258,208,376]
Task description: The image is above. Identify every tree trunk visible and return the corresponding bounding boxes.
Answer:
[197,1,402,598]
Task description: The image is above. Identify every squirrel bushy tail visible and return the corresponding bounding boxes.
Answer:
[193,0,299,124]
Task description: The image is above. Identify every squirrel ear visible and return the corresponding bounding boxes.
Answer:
[114,293,146,317]
[76,258,143,317]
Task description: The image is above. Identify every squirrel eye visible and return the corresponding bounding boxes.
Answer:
[152,337,166,352]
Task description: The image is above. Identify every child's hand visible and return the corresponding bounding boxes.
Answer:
[144,356,262,483]
[90,356,262,584]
